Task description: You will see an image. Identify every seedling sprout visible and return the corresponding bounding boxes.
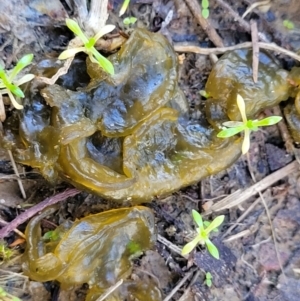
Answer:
[217,94,282,154]
[59,19,115,75]
[0,54,34,116]
[181,210,224,259]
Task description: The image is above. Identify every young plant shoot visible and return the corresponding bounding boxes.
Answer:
[119,0,131,16]
[59,19,115,75]
[217,94,282,154]
[181,210,224,259]
[205,272,213,287]
[0,54,34,114]
[202,0,210,19]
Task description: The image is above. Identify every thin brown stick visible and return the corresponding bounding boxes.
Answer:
[174,42,300,62]
[7,150,26,199]
[251,20,259,83]
[204,161,298,215]
[96,279,123,301]
[272,106,295,154]
[258,191,286,279]
[163,269,195,301]
[215,0,269,43]
[242,0,271,19]
[0,188,80,238]
[184,0,224,47]
[0,94,5,122]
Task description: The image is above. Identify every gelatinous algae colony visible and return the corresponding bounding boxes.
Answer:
[1,31,297,204]
[0,29,245,203]
[1,29,299,300]
[23,206,160,301]
[1,30,295,203]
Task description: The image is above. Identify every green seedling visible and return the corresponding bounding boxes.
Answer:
[283,20,294,30]
[0,286,21,301]
[217,94,282,154]
[199,90,210,98]
[0,241,17,263]
[205,272,213,287]
[42,230,60,242]
[123,17,137,25]
[119,0,131,16]
[201,0,210,19]
[59,19,115,75]
[181,210,224,259]
[0,54,34,110]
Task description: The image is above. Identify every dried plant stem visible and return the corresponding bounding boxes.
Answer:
[7,150,26,199]
[0,188,80,238]
[184,0,224,47]
[163,269,195,301]
[258,191,286,279]
[204,161,298,214]
[174,41,300,62]
[96,279,123,301]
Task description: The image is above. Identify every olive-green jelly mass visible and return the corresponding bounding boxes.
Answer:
[0,29,244,203]
[23,206,160,301]
[0,30,294,204]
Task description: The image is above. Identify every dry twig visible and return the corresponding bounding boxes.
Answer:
[0,188,80,238]
[251,20,259,83]
[184,0,224,47]
[174,41,300,62]
[203,161,298,215]
[163,269,195,301]
[7,150,26,199]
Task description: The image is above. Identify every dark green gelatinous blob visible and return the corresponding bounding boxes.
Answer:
[0,29,243,203]
[205,50,290,124]
[23,206,159,301]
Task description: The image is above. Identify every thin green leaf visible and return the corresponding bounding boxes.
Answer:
[204,215,224,234]
[91,48,114,75]
[217,126,244,138]
[192,209,203,229]
[66,19,88,43]
[9,54,34,80]
[254,116,282,127]
[181,238,200,255]
[10,85,24,98]
[58,47,85,60]
[205,239,220,259]
[93,25,116,42]
[236,94,247,123]
[0,69,8,82]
